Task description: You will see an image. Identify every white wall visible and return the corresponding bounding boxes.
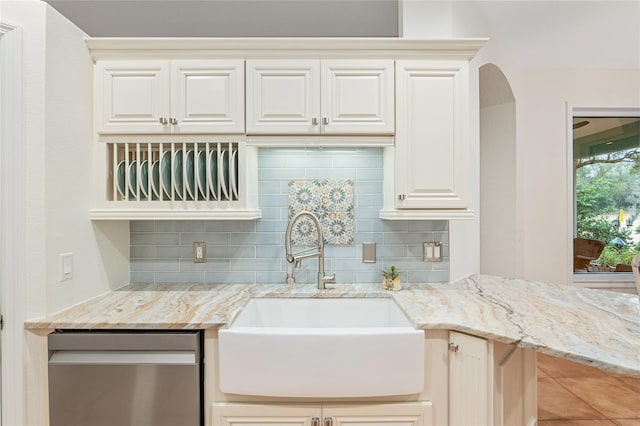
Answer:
[519,68,640,284]
[43,3,129,315]
[480,99,516,278]
[3,0,128,319]
[2,1,129,423]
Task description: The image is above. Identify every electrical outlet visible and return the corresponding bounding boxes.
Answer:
[193,242,207,263]
[362,242,377,263]
[423,242,442,262]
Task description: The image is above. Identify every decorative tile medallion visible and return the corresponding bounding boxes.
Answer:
[288,179,355,245]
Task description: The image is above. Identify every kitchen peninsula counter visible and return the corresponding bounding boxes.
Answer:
[25,274,640,377]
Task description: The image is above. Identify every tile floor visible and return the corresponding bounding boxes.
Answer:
[537,353,640,426]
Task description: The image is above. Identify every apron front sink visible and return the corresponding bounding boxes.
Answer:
[218,298,424,398]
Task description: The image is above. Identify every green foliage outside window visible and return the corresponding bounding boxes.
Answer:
[575,147,640,267]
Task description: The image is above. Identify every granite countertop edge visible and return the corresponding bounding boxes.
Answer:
[24,274,640,377]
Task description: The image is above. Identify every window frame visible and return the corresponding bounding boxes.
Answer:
[568,104,640,289]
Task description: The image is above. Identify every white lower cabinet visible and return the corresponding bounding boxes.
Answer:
[211,402,433,426]
[211,403,319,426]
[445,331,538,426]
[327,402,432,426]
[448,331,490,426]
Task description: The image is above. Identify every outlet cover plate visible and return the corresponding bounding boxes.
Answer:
[423,242,442,262]
[193,242,207,263]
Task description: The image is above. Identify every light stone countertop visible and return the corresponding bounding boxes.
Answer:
[25,274,640,377]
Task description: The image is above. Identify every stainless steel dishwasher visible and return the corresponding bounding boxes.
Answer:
[48,330,203,426]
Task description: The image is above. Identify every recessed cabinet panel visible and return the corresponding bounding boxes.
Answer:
[328,402,432,426]
[96,61,170,134]
[247,59,394,136]
[171,61,244,133]
[322,60,394,134]
[211,402,432,426]
[449,331,489,426]
[211,403,320,426]
[246,60,321,134]
[97,60,244,135]
[395,61,469,210]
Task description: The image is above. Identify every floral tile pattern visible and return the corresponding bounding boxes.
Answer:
[288,179,355,245]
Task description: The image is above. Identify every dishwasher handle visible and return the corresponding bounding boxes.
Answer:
[48,350,197,366]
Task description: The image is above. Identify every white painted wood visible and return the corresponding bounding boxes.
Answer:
[85,38,488,61]
[211,402,432,426]
[395,60,470,210]
[246,135,394,147]
[171,60,244,133]
[321,60,394,134]
[449,331,489,426]
[248,59,394,135]
[96,61,170,133]
[90,142,260,220]
[425,330,449,426]
[246,60,321,134]
[211,403,320,426]
[493,342,538,426]
[26,330,52,426]
[97,60,244,134]
[327,402,432,426]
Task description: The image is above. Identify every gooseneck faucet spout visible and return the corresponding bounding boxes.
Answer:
[285,211,336,289]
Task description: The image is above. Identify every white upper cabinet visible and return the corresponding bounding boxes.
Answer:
[96,60,244,134]
[246,59,394,135]
[246,60,320,134]
[384,60,472,218]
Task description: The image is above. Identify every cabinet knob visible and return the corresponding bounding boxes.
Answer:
[311,418,320,426]
[312,118,319,125]
[449,342,459,352]
[324,417,333,426]
[158,117,168,125]
[322,117,329,125]
[398,194,406,200]
[170,117,177,125]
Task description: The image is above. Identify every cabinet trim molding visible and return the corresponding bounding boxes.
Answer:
[87,38,488,61]
[246,136,394,147]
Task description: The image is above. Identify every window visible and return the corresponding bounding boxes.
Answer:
[573,116,640,274]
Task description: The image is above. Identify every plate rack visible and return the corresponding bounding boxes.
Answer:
[107,142,239,202]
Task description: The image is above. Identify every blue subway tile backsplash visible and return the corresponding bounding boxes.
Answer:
[130,147,449,285]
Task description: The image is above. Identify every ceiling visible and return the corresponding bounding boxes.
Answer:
[43,0,399,37]
[42,0,640,69]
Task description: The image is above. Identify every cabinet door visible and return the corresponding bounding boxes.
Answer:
[395,61,469,210]
[211,403,320,426]
[326,402,432,426]
[96,61,170,134]
[449,331,490,426]
[321,60,394,135]
[246,60,321,134]
[171,60,244,134]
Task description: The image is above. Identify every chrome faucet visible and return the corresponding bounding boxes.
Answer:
[285,211,336,289]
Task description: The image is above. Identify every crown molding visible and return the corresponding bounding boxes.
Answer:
[86,37,488,61]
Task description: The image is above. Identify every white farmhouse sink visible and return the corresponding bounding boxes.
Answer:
[218,298,424,398]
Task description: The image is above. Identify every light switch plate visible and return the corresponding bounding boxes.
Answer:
[423,242,442,262]
[59,252,74,281]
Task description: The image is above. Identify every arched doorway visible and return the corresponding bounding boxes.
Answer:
[479,63,517,277]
